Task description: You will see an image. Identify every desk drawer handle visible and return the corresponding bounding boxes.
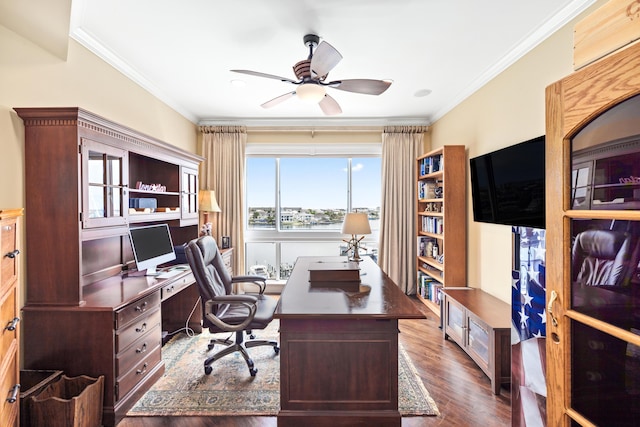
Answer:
[4,317,19,331]
[135,323,147,333]
[135,301,148,312]
[136,343,147,354]
[166,285,175,293]
[6,384,20,403]
[5,249,19,259]
[136,363,148,375]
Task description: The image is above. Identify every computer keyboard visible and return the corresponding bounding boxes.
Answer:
[156,269,183,279]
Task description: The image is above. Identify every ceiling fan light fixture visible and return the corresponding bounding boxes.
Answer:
[296,83,326,103]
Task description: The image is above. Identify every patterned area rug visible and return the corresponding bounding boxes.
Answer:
[128,321,439,417]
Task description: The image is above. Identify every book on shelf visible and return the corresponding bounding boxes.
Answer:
[422,216,444,234]
[417,272,444,304]
[418,181,437,199]
[419,155,444,175]
[417,236,436,257]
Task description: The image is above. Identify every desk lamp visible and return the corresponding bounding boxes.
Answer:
[199,190,221,237]
[341,212,371,262]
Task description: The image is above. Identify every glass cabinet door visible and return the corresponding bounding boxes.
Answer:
[445,298,465,345]
[467,315,490,367]
[81,139,128,228]
[180,166,198,221]
[548,72,640,425]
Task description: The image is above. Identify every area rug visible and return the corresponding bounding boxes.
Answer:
[128,321,439,417]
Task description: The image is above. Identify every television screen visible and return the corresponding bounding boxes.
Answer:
[470,136,545,229]
[129,224,176,275]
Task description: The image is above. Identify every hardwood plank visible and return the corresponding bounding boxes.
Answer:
[119,297,511,427]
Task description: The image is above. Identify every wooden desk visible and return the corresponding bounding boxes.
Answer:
[22,268,200,426]
[274,256,425,427]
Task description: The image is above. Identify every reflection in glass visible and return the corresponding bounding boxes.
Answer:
[87,151,124,219]
[571,94,640,211]
[571,219,640,329]
[571,321,640,426]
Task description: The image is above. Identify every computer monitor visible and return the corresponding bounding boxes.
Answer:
[129,224,176,275]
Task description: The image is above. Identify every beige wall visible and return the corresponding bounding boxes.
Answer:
[429,0,607,302]
[0,25,197,310]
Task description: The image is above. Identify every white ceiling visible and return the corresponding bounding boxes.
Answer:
[68,0,596,127]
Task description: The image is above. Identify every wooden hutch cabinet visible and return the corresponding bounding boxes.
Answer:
[0,209,22,427]
[15,107,203,426]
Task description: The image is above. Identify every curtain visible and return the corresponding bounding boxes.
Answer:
[379,126,427,294]
[199,125,247,276]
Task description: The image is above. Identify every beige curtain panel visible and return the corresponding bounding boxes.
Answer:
[379,126,428,294]
[199,125,247,276]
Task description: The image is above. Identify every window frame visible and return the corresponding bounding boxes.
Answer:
[244,142,381,278]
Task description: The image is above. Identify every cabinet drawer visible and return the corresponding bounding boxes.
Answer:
[116,348,162,401]
[116,308,161,353]
[161,273,194,300]
[116,324,161,377]
[115,291,160,330]
[0,287,18,361]
[0,349,19,427]
[1,217,18,292]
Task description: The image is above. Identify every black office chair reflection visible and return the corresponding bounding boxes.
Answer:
[571,229,640,287]
[185,235,279,376]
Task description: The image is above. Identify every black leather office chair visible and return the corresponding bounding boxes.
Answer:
[185,235,279,376]
[571,229,640,287]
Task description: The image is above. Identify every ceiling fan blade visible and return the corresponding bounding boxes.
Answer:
[328,79,392,95]
[310,41,343,78]
[261,91,296,109]
[231,69,298,84]
[318,94,342,116]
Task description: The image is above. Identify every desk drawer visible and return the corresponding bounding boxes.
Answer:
[161,273,194,300]
[116,348,161,401]
[0,287,18,361]
[115,291,160,330]
[0,348,19,427]
[116,308,161,353]
[116,324,161,377]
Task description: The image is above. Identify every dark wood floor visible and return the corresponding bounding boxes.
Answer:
[119,297,511,426]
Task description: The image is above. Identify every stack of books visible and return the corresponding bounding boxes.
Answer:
[309,261,361,292]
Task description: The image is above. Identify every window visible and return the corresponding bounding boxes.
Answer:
[245,143,381,280]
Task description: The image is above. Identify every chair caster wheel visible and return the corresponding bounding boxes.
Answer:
[249,367,258,376]
[274,346,280,355]
[204,366,213,375]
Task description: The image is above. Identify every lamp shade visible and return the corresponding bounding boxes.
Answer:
[296,83,326,103]
[199,190,221,212]
[341,212,371,235]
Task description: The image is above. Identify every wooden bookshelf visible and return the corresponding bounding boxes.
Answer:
[416,145,467,315]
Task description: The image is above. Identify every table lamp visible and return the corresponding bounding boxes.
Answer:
[199,190,221,237]
[341,212,371,262]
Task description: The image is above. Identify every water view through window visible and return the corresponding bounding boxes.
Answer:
[245,156,381,279]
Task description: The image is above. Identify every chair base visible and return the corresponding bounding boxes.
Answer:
[204,330,279,376]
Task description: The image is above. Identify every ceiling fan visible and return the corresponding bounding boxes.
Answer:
[231,34,392,116]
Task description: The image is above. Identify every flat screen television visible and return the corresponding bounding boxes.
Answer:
[129,224,176,275]
[469,136,545,229]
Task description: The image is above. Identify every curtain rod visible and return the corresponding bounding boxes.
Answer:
[247,126,384,133]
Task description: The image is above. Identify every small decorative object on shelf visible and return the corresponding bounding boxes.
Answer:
[221,236,231,249]
[135,181,167,192]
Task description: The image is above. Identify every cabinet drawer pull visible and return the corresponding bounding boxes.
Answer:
[5,249,20,259]
[4,317,20,331]
[135,301,148,312]
[166,285,175,293]
[136,343,147,354]
[136,363,148,375]
[6,384,20,403]
[135,323,147,333]
[2,225,12,231]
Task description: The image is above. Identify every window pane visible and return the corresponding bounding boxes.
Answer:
[352,157,381,230]
[245,242,277,278]
[247,158,276,229]
[280,158,348,230]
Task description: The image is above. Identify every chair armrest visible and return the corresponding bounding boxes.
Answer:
[204,295,258,331]
[211,294,258,304]
[231,275,267,294]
